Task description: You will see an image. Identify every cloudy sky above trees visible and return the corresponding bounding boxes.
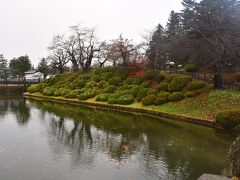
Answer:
[0,0,182,65]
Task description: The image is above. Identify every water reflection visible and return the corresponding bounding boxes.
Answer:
[0,94,30,125]
[28,99,232,179]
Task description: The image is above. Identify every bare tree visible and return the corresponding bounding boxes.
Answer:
[48,35,69,73]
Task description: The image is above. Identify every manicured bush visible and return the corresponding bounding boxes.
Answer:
[154,83,169,92]
[168,92,184,102]
[107,94,119,104]
[114,67,129,80]
[43,87,57,96]
[54,88,71,97]
[216,110,240,130]
[185,64,197,73]
[78,94,89,100]
[103,85,116,93]
[27,83,46,93]
[147,88,158,95]
[133,77,144,85]
[140,81,150,88]
[103,72,114,80]
[91,75,102,82]
[155,73,165,83]
[118,85,130,91]
[235,72,240,82]
[44,75,59,86]
[164,74,178,83]
[142,95,156,106]
[96,94,111,102]
[137,88,149,101]
[124,78,135,85]
[187,80,206,91]
[97,81,108,89]
[108,77,122,86]
[117,95,135,105]
[130,86,141,97]
[185,91,195,98]
[85,81,97,88]
[143,70,158,80]
[168,75,192,92]
[154,92,170,105]
[64,91,78,99]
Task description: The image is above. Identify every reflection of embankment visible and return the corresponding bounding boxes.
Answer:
[29,99,232,179]
[0,96,30,125]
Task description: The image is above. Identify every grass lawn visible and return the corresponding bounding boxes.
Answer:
[26,89,240,121]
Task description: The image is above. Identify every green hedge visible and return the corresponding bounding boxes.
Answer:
[155,83,169,92]
[185,91,195,98]
[168,92,184,102]
[154,92,170,105]
[168,75,192,92]
[27,83,46,93]
[137,88,149,101]
[117,95,135,105]
[216,110,240,130]
[78,94,90,100]
[43,87,57,96]
[185,64,197,73]
[96,94,111,102]
[103,85,116,93]
[187,80,206,91]
[142,95,156,106]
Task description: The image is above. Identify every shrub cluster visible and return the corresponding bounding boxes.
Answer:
[185,64,197,73]
[142,95,156,106]
[187,80,206,90]
[216,110,240,130]
[168,75,192,92]
[168,92,184,102]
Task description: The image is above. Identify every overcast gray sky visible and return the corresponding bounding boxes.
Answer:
[0,0,183,66]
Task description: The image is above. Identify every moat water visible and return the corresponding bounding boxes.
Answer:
[0,92,234,180]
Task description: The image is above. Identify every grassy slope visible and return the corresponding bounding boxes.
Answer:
[27,68,240,121]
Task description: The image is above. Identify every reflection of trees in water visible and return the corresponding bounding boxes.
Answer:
[29,100,232,179]
[0,95,30,125]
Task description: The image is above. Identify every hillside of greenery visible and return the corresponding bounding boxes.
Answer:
[27,66,209,107]
[26,66,240,131]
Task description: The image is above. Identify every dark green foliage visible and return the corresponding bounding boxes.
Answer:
[143,70,158,80]
[129,86,141,97]
[164,74,178,83]
[107,94,119,104]
[64,91,79,99]
[9,55,31,77]
[91,75,102,82]
[147,88,158,95]
[168,75,192,92]
[103,72,114,80]
[154,92,170,105]
[96,94,111,102]
[85,81,97,88]
[43,87,57,96]
[27,83,46,93]
[216,110,240,130]
[140,81,150,88]
[103,85,116,93]
[187,80,206,90]
[54,88,71,97]
[185,64,197,72]
[154,83,169,92]
[124,78,135,85]
[137,88,149,101]
[108,77,122,86]
[155,73,165,82]
[78,94,90,100]
[118,85,130,91]
[116,95,135,105]
[142,95,156,106]
[44,75,59,86]
[185,91,195,98]
[168,92,184,102]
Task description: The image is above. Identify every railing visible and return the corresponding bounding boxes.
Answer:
[165,69,240,91]
[0,78,42,86]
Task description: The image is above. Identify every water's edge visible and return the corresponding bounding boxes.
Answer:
[23,93,223,129]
